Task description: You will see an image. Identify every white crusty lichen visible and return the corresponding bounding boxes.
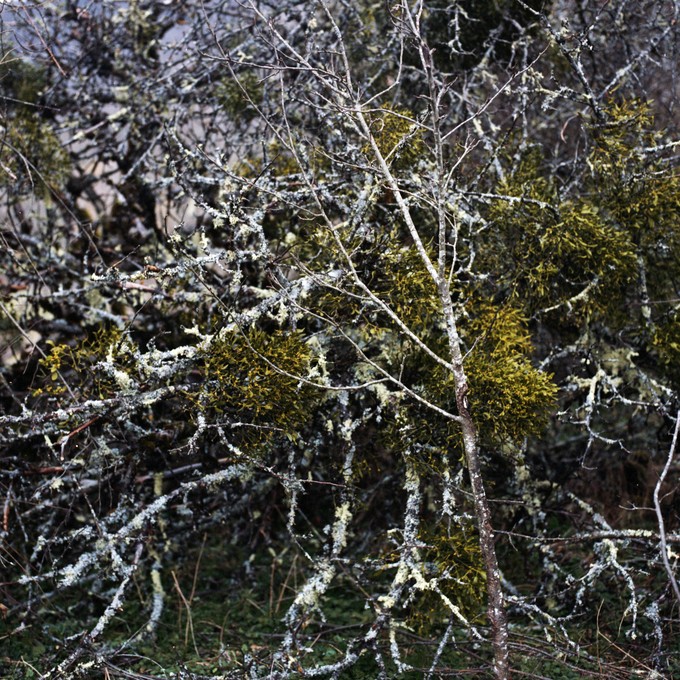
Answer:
[388,623,412,673]
[137,343,198,382]
[287,559,335,614]
[331,502,353,552]
[282,444,357,644]
[112,367,135,393]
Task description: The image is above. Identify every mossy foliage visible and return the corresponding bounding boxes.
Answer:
[197,328,317,442]
[364,105,425,171]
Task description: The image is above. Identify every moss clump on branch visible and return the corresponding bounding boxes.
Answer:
[463,303,557,443]
[197,328,317,444]
[487,100,680,327]
[0,111,70,197]
[34,327,138,400]
[487,148,637,318]
[364,105,425,172]
[215,71,264,121]
[422,302,557,445]
[368,241,441,333]
[652,314,680,387]
[589,99,680,306]
[406,520,487,631]
[0,55,70,197]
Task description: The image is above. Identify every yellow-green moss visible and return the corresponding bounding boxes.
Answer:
[530,200,636,311]
[588,99,680,305]
[0,55,70,197]
[363,105,425,171]
[424,302,557,445]
[0,112,70,197]
[34,327,136,400]
[370,512,486,632]
[0,53,47,105]
[486,146,638,318]
[367,241,440,333]
[463,303,557,442]
[215,72,264,121]
[652,314,680,385]
[589,100,680,230]
[198,329,316,442]
[407,520,486,632]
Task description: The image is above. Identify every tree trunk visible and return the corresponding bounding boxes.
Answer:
[444,284,511,679]
[459,401,511,679]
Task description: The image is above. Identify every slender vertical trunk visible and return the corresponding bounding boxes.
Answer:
[459,405,511,679]
[443,283,510,679]
[409,27,511,673]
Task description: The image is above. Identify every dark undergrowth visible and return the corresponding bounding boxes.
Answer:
[2,528,674,679]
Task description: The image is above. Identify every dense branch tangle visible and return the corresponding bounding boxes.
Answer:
[2,1,680,678]
[220,1,529,676]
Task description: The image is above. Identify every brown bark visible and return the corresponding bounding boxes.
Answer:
[441,283,511,678]
[458,399,511,679]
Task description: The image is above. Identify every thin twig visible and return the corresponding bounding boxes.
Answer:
[653,409,680,609]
